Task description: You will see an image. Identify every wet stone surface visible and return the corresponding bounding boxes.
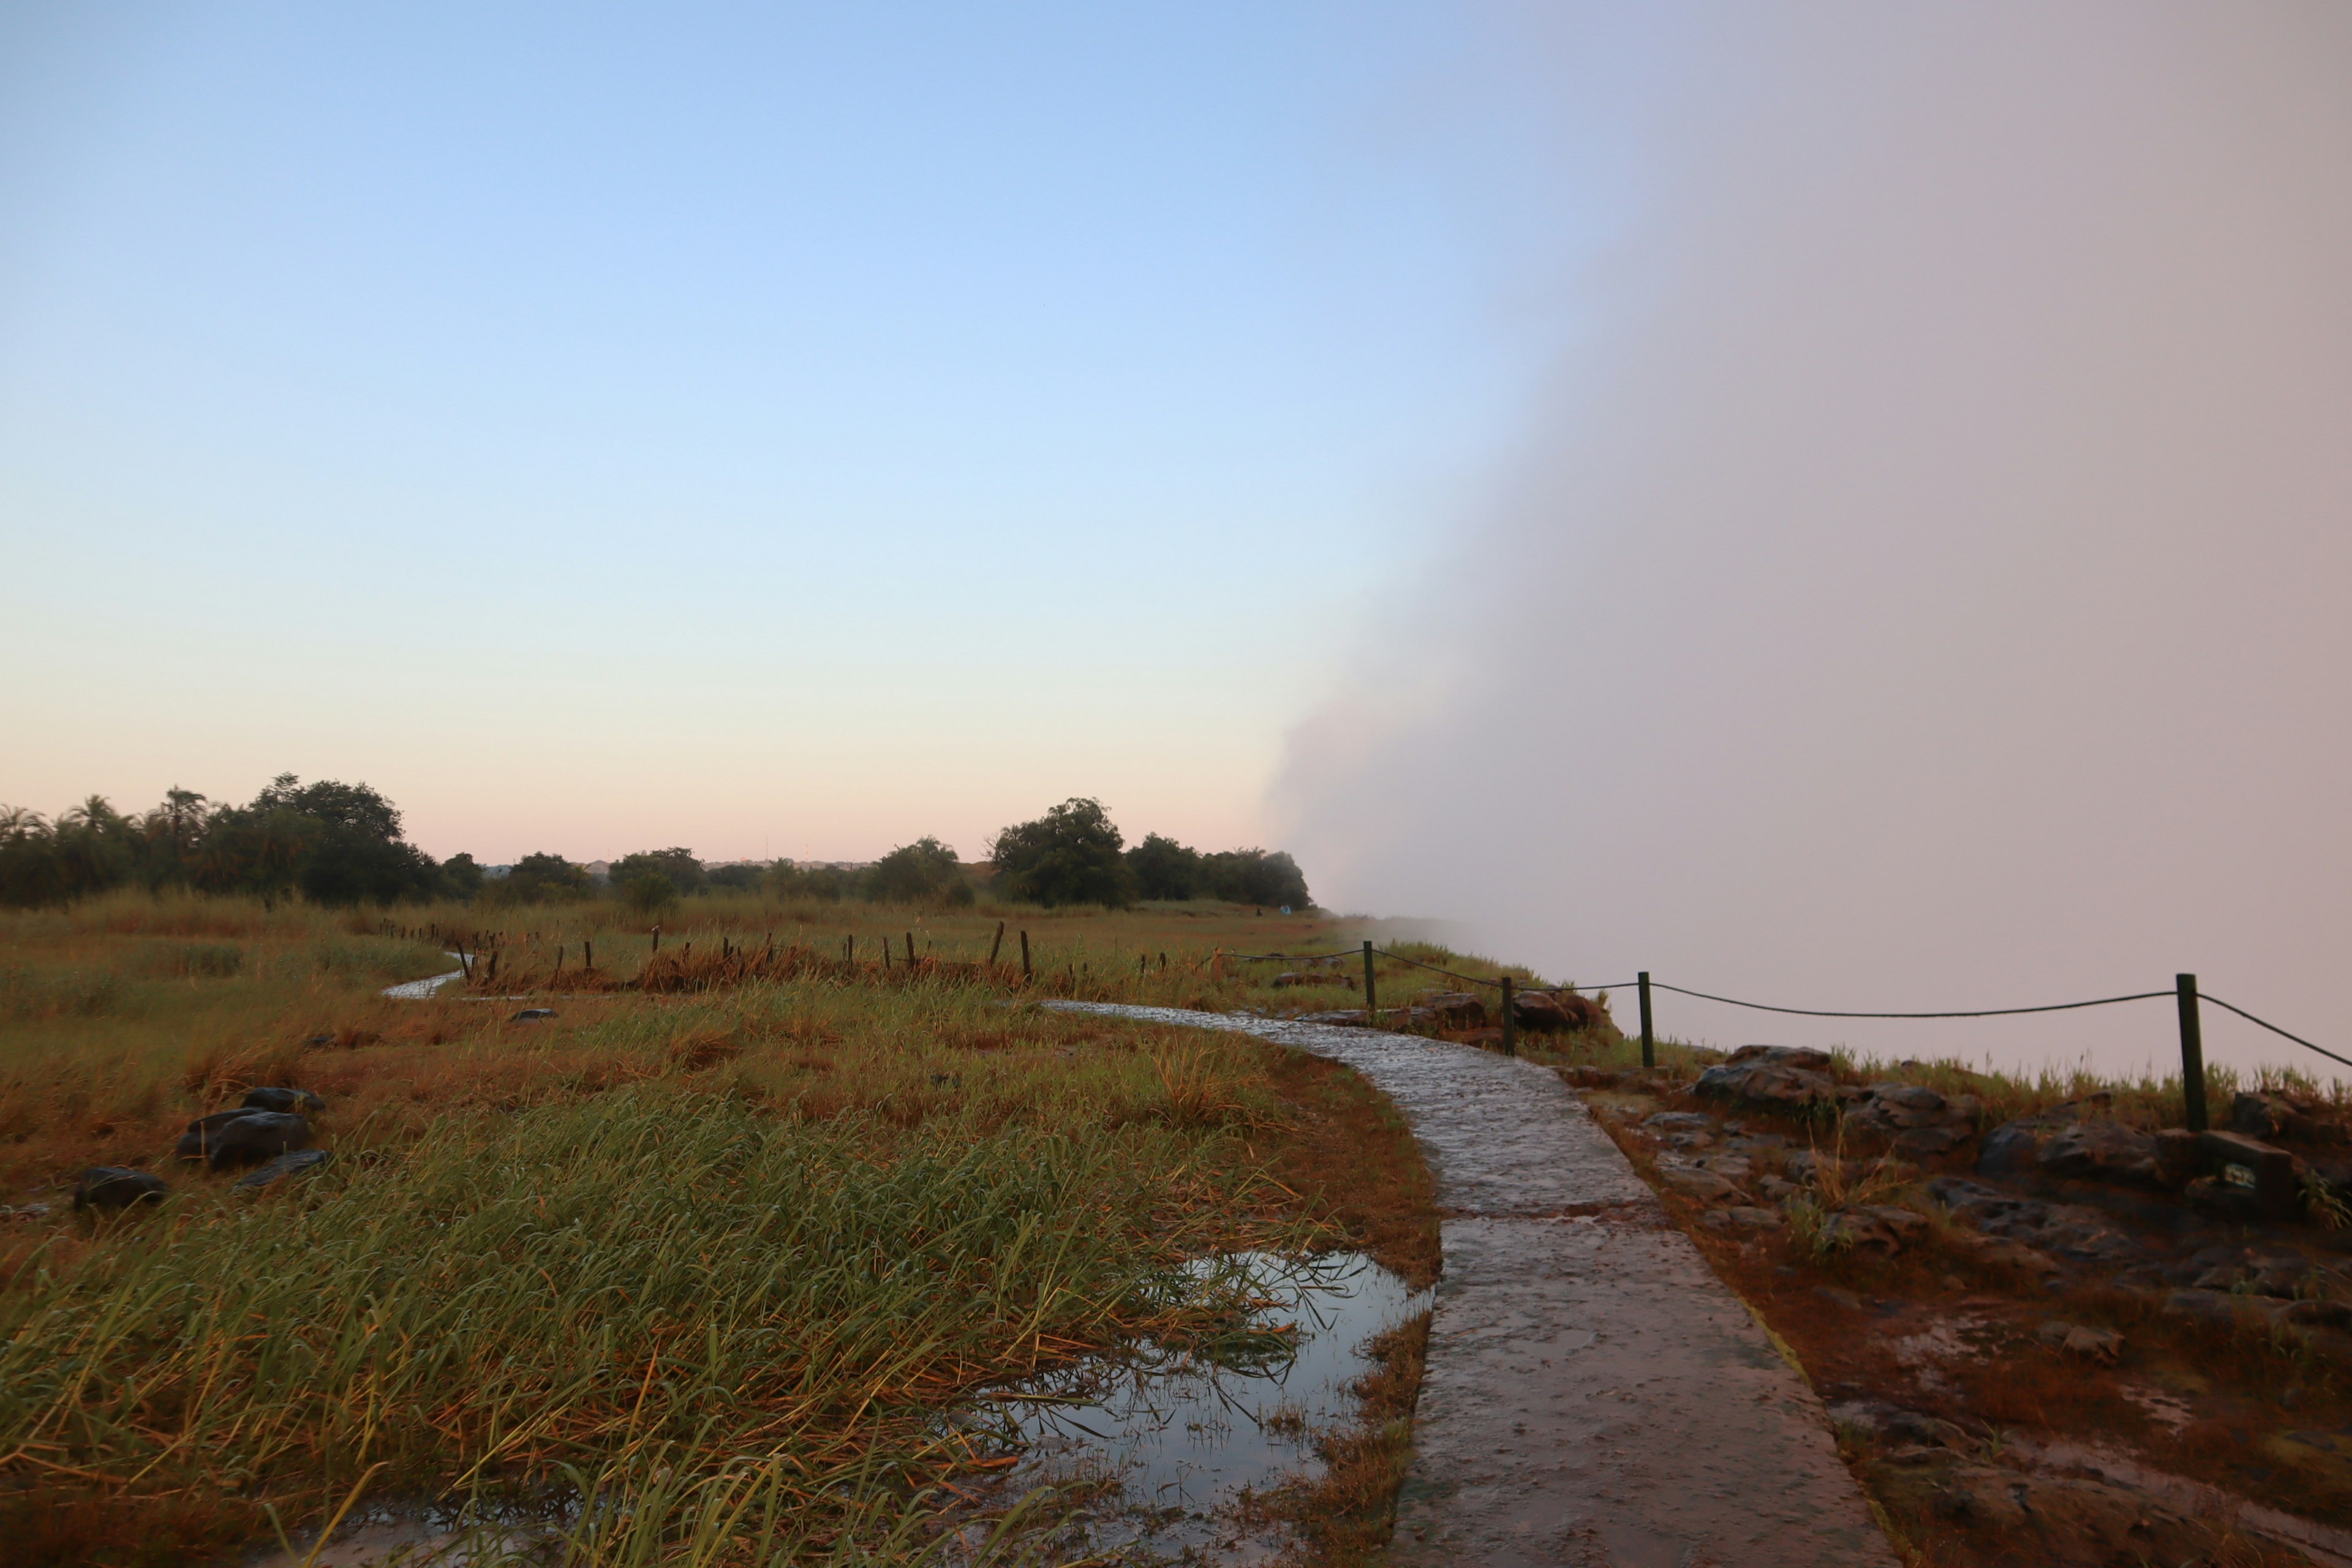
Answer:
[1050,1003,1901,1567]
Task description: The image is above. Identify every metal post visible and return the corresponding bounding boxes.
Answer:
[2177,973,2208,1132]
[1638,971,1655,1069]
[1362,940,1378,1025]
[1500,974,1517,1057]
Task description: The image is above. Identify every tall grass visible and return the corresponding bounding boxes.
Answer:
[0,1089,1307,1559]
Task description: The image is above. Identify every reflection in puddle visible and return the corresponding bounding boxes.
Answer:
[970,1251,1429,1562]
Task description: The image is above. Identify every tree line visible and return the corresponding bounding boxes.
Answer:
[1,784,1311,912]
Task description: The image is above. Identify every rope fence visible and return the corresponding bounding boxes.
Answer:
[1226,943,2343,1129]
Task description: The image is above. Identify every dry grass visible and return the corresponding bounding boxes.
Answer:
[0,892,1455,1566]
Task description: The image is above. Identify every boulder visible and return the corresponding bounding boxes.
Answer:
[2199,1129,2301,1219]
[1645,1112,1714,1132]
[510,1008,557,1022]
[1700,1205,1782,1232]
[74,1167,168,1212]
[1926,1176,2150,1269]
[241,1086,326,1115]
[1422,992,1488,1030]
[1694,1046,1839,1107]
[202,1112,313,1172]
[1509,989,1612,1033]
[177,1109,267,1163]
[2038,1120,2168,1189]
[234,1149,333,1191]
[2230,1091,2345,1145]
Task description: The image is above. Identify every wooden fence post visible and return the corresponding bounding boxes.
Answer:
[1020,930,1031,979]
[2177,973,2208,1132]
[989,921,1006,966]
[905,932,916,968]
[1500,974,1517,1057]
[1638,971,1655,1069]
[584,938,594,970]
[1362,940,1378,1025]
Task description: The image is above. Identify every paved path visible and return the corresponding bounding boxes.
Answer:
[1049,1005,1899,1568]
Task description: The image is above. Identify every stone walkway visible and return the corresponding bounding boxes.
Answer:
[1048,1004,1899,1568]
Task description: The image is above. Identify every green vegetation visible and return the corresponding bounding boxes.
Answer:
[0,891,1455,1566]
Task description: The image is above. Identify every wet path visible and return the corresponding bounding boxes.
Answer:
[1049,1003,1899,1568]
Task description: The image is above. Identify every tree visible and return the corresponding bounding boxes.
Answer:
[864,837,974,905]
[766,862,847,902]
[989,798,1136,908]
[706,862,765,893]
[441,853,486,899]
[1126,833,1202,900]
[497,852,592,903]
[609,848,705,899]
[1201,848,1311,910]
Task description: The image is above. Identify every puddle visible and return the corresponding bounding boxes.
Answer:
[382,958,466,1000]
[965,1250,1429,1562]
[247,1252,1425,1567]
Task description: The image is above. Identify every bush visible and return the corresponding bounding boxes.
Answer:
[864,837,973,905]
[622,873,679,916]
[989,799,1137,908]
[766,863,848,902]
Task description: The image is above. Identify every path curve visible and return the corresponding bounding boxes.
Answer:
[1050,1003,1899,1568]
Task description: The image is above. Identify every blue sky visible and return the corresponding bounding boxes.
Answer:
[0,1,1604,861]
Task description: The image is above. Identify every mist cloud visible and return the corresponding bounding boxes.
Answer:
[1278,4,2352,1079]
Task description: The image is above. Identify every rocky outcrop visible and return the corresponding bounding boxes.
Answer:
[1844,1082,1981,1156]
[1507,988,1612,1034]
[1695,1045,1840,1107]
[1420,992,1488,1030]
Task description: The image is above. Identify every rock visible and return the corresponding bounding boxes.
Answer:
[1298,1008,1371,1026]
[234,1149,333,1191]
[1925,1176,2149,1270]
[2278,1298,2352,1329]
[510,1008,557,1022]
[176,1109,267,1163]
[1660,1167,1745,1205]
[1758,1175,1801,1202]
[2231,1090,2345,1144]
[1820,1206,1923,1252]
[2198,1129,2301,1219]
[1812,1285,1865,1311]
[1668,1131,1714,1150]
[1701,1205,1783,1232]
[2038,1120,2169,1189]
[1862,1204,1929,1242]
[74,1167,168,1212]
[2162,1287,2252,1325]
[1421,992,1488,1029]
[1645,1111,1714,1131]
[1509,988,1613,1033]
[1695,1046,1839,1107]
[1973,1238,2062,1276]
[1269,973,1305,988]
[2037,1320,2124,1361]
[202,1112,313,1172]
[240,1085,326,1115]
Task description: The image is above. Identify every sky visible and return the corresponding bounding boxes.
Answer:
[6,4,2348,1080]
[0,1,1585,864]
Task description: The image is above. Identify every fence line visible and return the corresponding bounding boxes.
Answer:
[1225,943,2343,1128]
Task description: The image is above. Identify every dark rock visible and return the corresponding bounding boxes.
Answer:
[2038,1120,2168,1189]
[1695,1046,1839,1107]
[1660,1167,1744,1205]
[1269,973,1305,988]
[1421,992,1488,1029]
[177,1109,267,1163]
[2162,1287,2252,1325]
[1924,1175,2150,1269]
[2231,1090,2345,1145]
[2199,1129,2301,1219]
[510,1008,557,1022]
[1645,1112,1713,1131]
[234,1149,332,1191]
[2037,1320,2124,1361]
[2278,1298,2352,1329]
[75,1167,168,1212]
[241,1085,326,1115]
[202,1112,313,1172]
[1509,988,1612,1033]
[1298,1008,1371,1027]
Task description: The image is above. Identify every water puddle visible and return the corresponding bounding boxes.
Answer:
[381,958,466,1000]
[246,1252,1426,1567]
[962,1250,1429,1562]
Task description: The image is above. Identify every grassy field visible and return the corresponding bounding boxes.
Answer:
[0,892,1476,1567]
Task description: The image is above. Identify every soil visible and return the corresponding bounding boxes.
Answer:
[1573,1068,2352,1567]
